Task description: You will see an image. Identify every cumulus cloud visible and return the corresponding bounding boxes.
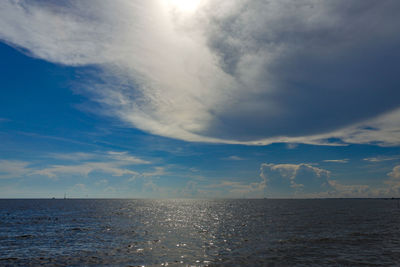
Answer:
[387,165,400,180]
[1,0,400,145]
[258,162,400,198]
[260,163,331,196]
[382,165,400,195]
[327,180,370,197]
[259,162,378,198]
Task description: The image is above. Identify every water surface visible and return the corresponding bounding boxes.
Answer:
[1,199,400,266]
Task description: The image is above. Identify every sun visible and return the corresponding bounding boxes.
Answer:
[168,0,201,13]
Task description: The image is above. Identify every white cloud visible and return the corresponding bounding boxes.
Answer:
[95,179,108,186]
[165,163,400,198]
[51,152,96,161]
[226,155,244,161]
[364,156,400,163]
[388,165,400,180]
[106,151,150,164]
[260,163,331,196]
[33,162,139,179]
[286,143,298,150]
[142,167,166,177]
[1,0,400,145]
[381,165,400,195]
[0,151,151,180]
[327,180,370,197]
[0,160,32,179]
[258,162,400,198]
[200,163,331,198]
[32,151,150,179]
[323,159,349,163]
[51,151,150,164]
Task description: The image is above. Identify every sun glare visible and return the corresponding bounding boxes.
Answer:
[168,0,201,13]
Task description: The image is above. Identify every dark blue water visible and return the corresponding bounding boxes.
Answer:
[1,199,400,266]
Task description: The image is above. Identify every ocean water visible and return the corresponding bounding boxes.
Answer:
[1,199,400,266]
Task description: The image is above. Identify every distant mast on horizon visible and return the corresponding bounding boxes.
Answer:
[64,193,66,200]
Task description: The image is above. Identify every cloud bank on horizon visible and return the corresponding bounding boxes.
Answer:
[1,0,400,146]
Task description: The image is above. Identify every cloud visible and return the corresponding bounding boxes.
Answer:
[202,0,400,145]
[0,151,149,179]
[33,151,150,179]
[327,180,370,197]
[142,163,400,198]
[323,159,349,163]
[226,155,244,161]
[142,167,166,177]
[260,163,331,196]
[286,143,298,150]
[106,151,150,164]
[387,165,400,180]
[0,160,32,179]
[220,180,267,196]
[201,163,332,198]
[33,162,139,179]
[1,0,400,145]
[33,151,150,178]
[259,162,377,198]
[364,156,400,162]
[383,165,400,194]
[259,162,400,198]
[95,179,108,186]
[51,151,150,164]
[51,152,96,161]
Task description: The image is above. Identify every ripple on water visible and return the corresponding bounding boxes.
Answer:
[1,199,400,266]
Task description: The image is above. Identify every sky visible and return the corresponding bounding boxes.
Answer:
[1,0,400,198]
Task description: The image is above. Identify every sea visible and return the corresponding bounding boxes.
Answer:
[1,199,400,266]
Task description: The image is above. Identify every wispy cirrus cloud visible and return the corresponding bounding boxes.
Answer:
[33,162,139,179]
[1,0,400,145]
[225,155,244,161]
[35,151,150,179]
[363,156,400,162]
[0,160,32,179]
[50,151,150,164]
[323,159,349,163]
[0,151,150,180]
[142,166,166,177]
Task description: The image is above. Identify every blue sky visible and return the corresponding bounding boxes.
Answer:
[1,0,400,198]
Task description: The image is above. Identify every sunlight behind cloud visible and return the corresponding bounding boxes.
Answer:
[168,0,201,13]
[1,0,400,146]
